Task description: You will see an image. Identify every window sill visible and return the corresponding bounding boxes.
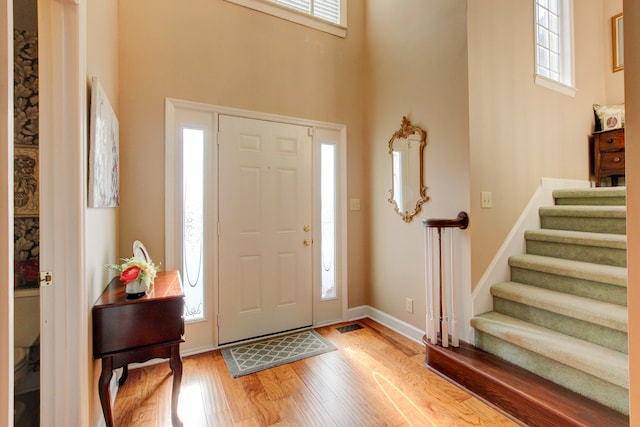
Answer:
[535,75,576,97]
[225,0,347,38]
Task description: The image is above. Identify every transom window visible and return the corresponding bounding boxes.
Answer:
[275,0,340,24]
[534,0,575,96]
[225,0,347,38]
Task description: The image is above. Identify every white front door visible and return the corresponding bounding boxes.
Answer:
[218,115,313,344]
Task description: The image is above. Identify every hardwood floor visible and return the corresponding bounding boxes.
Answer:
[113,319,519,426]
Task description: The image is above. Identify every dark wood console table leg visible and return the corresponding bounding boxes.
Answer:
[118,364,129,386]
[169,344,183,426]
[98,357,114,427]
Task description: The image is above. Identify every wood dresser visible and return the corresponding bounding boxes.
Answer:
[92,270,185,427]
[592,128,625,186]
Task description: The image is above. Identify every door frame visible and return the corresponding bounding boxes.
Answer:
[2,0,88,424]
[1,1,14,425]
[38,0,90,425]
[165,98,348,351]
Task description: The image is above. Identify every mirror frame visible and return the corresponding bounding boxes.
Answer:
[388,116,428,222]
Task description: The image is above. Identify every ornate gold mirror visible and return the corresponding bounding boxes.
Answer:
[388,117,428,222]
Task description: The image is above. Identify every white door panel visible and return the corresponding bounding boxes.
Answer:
[218,115,312,344]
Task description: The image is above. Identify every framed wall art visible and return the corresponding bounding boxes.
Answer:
[88,76,120,208]
[14,145,39,216]
[612,13,624,72]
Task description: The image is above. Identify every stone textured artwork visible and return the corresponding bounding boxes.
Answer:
[14,29,39,288]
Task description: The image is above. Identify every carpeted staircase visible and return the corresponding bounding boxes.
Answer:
[424,186,629,425]
[471,186,629,416]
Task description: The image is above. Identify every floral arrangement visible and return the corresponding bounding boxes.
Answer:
[106,257,159,288]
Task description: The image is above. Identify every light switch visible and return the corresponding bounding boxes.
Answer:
[350,198,361,211]
[481,191,492,208]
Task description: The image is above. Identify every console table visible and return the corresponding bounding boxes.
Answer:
[92,270,185,427]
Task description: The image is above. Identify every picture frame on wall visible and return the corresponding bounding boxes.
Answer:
[14,146,39,216]
[88,76,120,208]
[612,13,624,73]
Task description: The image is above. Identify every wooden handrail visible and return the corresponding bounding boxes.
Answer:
[423,211,469,230]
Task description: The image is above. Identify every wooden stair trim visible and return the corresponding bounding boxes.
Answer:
[424,337,629,427]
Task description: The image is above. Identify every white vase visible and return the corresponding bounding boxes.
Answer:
[125,277,150,298]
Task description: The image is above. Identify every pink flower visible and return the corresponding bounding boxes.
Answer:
[120,266,142,284]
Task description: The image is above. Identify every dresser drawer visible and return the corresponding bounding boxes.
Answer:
[597,131,624,152]
[600,151,625,171]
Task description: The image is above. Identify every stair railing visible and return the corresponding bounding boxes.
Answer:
[423,212,469,347]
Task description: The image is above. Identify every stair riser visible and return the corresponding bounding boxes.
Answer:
[526,240,626,267]
[510,267,627,306]
[540,216,626,234]
[554,197,625,206]
[493,298,628,353]
[475,332,629,415]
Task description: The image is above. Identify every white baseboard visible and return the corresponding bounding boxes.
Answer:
[347,305,425,344]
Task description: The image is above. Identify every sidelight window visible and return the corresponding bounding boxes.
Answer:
[320,143,337,300]
[182,128,205,321]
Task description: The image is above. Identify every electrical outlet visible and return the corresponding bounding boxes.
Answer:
[405,297,414,314]
[481,191,492,208]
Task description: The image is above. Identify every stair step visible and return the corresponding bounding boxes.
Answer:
[474,328,629,415]
[472,312,628,388]
[553,187,626,206]
[491,281,627,332]
[525,228,626,267]
[509,254,627,305]
[491,281,628,352]
[509,254,627,288]
[424,338,629,427]
[539,205,626,234]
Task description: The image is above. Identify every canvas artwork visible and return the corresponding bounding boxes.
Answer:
[88,76,119,208]
[14,217,39,288]
[13,29,40,288]
[14,29,39,147]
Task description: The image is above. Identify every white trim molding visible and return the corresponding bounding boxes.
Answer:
[1,1,13,425]
[165,98,349,348]
[347,305,425,345]
[38,0,90,425]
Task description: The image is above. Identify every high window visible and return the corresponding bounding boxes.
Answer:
[534,0,575,96]
[276,0,340,24]
[225,0,347,37]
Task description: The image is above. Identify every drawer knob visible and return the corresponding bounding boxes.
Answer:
[607,138,614,143]
[613,156,621,163]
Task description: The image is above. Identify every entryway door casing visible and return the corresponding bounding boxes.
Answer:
[165,99,347,352]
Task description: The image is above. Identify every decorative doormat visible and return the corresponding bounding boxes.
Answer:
[221,329,337,378]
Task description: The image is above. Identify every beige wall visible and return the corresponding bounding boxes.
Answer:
[117,0,368,305]
[467,0,611,286]
[85,0,119,425]
[623,0,638,422]
[365,0,471,329]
